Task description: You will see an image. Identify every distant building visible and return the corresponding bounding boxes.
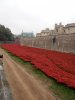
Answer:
[65,23,75,34]
[55,23,65,34]
[36,23,75,37]
[21,31,34,38]
[36,28,55,37]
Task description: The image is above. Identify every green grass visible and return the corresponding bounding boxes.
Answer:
[49,79,75,100]
[2,48,75,100]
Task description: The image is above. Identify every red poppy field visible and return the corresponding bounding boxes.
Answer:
[1,44,75,88]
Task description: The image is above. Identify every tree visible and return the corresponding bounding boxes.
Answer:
[0,24,14,41]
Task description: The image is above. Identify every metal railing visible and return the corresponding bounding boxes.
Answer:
[0,63,13,100]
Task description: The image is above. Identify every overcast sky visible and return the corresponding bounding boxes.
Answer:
[0,0,75,35]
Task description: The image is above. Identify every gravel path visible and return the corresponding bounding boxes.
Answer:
[0,48,56,100]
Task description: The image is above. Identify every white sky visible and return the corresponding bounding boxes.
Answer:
[0,0,75,35]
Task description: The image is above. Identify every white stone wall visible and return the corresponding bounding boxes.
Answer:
[65,27,75,34]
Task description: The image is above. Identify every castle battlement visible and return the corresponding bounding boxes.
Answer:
[36,23,75,37]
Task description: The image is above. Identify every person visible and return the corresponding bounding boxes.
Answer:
[0,54,3,65]
[0,54,3,58]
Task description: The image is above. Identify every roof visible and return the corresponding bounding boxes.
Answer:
[21,32,34,37]
[65,23,75,28]
[41,28,50,33]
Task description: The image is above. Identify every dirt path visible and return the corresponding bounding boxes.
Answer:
[0,48,56,100]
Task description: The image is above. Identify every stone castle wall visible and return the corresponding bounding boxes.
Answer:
[20,33,75,53]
